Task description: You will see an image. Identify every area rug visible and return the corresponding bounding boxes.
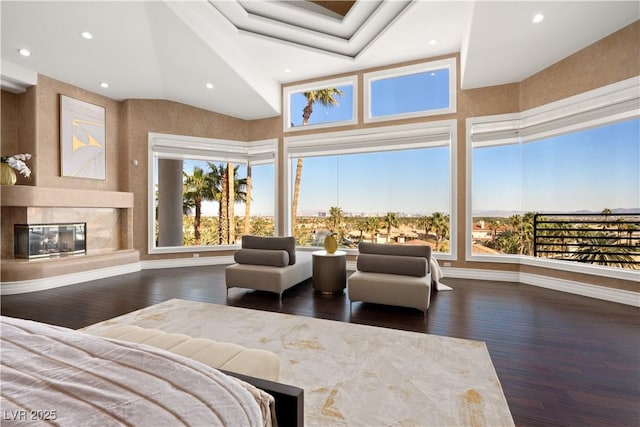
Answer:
[83,299,513,427]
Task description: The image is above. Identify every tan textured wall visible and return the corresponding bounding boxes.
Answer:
[18,86,37,186]
[1,91,19,155]
[248,116,281,141]
[1,87,37,186]
[34,75,122,190]
[520,20,640,110]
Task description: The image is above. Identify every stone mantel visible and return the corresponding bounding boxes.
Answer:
[1,186,138,289]
[1,185,133,208]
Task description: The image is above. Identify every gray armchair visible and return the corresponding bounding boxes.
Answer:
[225,236,312,300]
[347,242,432,316]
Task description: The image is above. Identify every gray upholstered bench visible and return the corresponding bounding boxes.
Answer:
[225,236,312,300]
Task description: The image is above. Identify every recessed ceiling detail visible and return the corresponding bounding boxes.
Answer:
[2,1,637,120]
[208,0,412,58]
[309,1,356,18]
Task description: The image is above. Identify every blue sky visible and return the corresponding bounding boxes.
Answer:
[474,118,640,214]
[370,69,450,117]
[293,148,450,216]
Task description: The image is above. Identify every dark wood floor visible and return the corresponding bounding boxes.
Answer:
[2,266,638,427]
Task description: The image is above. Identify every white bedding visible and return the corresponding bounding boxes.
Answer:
[0,316,272,427]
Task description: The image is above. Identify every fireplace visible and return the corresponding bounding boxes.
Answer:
[14,223,86,259]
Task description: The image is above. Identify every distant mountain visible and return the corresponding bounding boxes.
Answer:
[472,210,522,218]
[473,208,639,217]
[610,208,640,214]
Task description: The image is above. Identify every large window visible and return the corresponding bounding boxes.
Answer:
[468,77,639,274]
[283,76,357,132]
[148,134,275,253]
[286,121,456,256]
[363,58,456,123]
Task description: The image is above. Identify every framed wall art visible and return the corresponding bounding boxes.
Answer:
[60,95,106,179]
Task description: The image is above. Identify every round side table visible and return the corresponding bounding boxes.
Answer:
[312,250,347,294]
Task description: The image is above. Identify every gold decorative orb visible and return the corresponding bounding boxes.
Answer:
[323,233,338,254]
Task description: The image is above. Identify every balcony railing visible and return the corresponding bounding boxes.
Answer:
[533,213,640,268]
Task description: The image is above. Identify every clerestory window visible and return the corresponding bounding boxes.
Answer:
[283,76,357,132]
[363,57,456,123]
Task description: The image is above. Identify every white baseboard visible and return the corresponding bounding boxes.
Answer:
[140,256,235,270]
[0,263,141,295]
[519,272,640,307]
[443,267,640,307]
[3,258,637,307]
[442,267,520,283]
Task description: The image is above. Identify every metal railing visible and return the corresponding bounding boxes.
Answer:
[533,213,640,267]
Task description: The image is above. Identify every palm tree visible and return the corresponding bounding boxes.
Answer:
[328,206,345,246]
[508,214,525,254]
[291,88,344,236]
[352,217,366,243]
[208,163,247,245]
[243,162,252,235]
[621,221,639,246]
[546,220,572,259]
[601,208,612,230]
[365,216,380,243]
[251,217,270,237]
[493,230,522,254]
[207,164,227,244]
[570,234,638,269]
[431,212,448,252]
[417,215,434,241]
[383,212,399,243]
[521,212,536,255]
[183,166,215,245]
[227,162,235,243]
[329,206,344,231]
[488,220,500,241]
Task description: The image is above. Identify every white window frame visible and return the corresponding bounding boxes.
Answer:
[363,57,457,123]
[466,76,640,281]
[147,132,277,254]
[283,75,358,133]
[284,120,458,259]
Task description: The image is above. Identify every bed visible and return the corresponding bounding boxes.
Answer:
[1,316,283,426]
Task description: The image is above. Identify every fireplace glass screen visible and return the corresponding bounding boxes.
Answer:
[14,223,86,259]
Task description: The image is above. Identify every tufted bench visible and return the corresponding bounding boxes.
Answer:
[92,325,281,382]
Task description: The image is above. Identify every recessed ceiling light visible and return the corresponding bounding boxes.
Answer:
[284,68,292,73]
[533,13,544,24]
[100,82,109,88]
[18,48,31,57]
[81,31,93,40]
[428,40,437,46]
[206,83,215,89]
